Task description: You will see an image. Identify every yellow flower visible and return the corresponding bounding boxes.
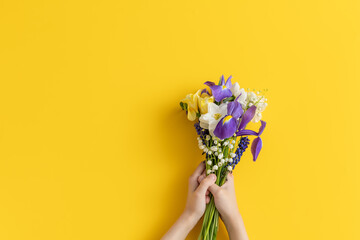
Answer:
[181,92,199,121]
[197,90,214,115]
[181,89,214,121]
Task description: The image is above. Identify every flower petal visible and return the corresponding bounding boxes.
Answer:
[220,75,225,85]
[238,105,257,130]
[204,81,216,87]
[213,115,237,139]
[211,85,232,102]
[201,88,210,95]
[236,129,258,136]
[251,137,262,161]
[257,120,266,136]
[227,100,243,119]
[225,75,232,88]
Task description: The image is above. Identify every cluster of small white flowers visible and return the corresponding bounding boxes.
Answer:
[197,135,238,174]
[244,89,268,122]
[207,155,235,173]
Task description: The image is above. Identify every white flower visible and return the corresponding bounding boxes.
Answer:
[235,87,248,109]
[218,153,224,159]
[251,98,268,122]
[231,140,235,144]
[227,166,233,171]
[199,144,205,150]
[206,135,211,141]
[208,151,212,155]
[199,102,228,136]
[207,169,212,174]
[221,159,225,164]
[252,112,262,123]
[204,148,209,153]
[230,82,241,97]
[247,91,258,103]
[213,165,218,170]
[218,148,222,152]
[229,144,234,149]
[257,102,268,112]
[229,158,233,163]
[210,146,218,151]
[215,152,218,156]
[218,162,223,167]
[223,141,229,146]
[217,143,221,147]
[197,137,200,141]
[231,83,247,100]
[213,140,218,144]
[230,153,236,158]
[207,160,212,165]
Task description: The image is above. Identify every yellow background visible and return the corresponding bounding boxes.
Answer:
[0,0,359,239]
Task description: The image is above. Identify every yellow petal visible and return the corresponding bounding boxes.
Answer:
[187,107,197,121]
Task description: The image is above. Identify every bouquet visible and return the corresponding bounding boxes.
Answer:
[180,75,268,240]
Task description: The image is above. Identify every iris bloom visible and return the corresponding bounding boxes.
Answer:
[237,118,267,161]
[204,75,233,102]
[213,98,243,139]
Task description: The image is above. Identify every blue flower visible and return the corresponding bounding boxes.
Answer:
[204,75,233,102]
[229,137,250,169]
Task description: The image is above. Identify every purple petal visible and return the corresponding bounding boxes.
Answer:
[251,137,262,161]
[236,129,258,136]
[225,75,232,88]
[238,105,257,131]
[227,100,243,119]
[201,88,210,95]
[204,81,216,87]
[211,85,233,102]
[220,75,225,85]
[257,120,266,136]
[213,116,237,140]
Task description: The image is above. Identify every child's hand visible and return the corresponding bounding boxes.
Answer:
[184,162,217,222]
[198,171,249,240]
[161,162,217,240]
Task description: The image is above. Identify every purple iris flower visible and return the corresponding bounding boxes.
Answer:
[213,99,243,140]
[204,75,233,102]
[237,120,266,161]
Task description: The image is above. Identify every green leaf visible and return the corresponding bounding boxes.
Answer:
[222,96,235,103]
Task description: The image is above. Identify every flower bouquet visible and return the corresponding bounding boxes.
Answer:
[180,75,268,240]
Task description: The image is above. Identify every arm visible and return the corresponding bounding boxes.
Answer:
[161,162,217,240]
[204,172,249,240]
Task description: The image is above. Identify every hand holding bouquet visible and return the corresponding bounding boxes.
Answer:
[180,75,268,240]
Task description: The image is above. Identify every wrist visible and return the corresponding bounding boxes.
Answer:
[223,212,248,240]
[180,210,199,231]
[223,211,243,230]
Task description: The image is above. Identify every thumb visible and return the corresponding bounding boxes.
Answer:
[208,183,221,196]
[195,174,216,196]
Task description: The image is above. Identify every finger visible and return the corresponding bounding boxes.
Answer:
[222,172,234,188]
[192,162,206,178]
[195,174,217,196]
[205,190,210,196]
[197,173,206,184]
[208,182,222,196]
[188,162,206,192]
[206,195,210,204]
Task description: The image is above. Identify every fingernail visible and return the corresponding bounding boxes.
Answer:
[210,174,216,180]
